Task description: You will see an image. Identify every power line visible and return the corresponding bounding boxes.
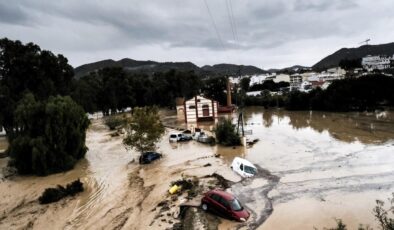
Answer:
[203,0,226,50]
[228,0,239,42]
[225,0,237,42]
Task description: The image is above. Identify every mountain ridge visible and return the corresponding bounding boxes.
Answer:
[73,58,267,78]
[313,42,394,70]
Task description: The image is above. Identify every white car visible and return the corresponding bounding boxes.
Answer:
[231,157,257,178]
[169,133,178,142]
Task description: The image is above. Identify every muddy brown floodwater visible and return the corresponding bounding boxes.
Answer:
[0,107,394,230]
[225,107,394,230]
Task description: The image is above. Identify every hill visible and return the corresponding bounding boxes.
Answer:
[73,59,267,78]
[313,42,394,70]
[267,65,311,74]
[201,64,267,76]
[73,58,200,78]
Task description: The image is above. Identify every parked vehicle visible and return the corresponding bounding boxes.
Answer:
[177,133,192,141]
[182,130,192,137]
[139,152,162,164]
[231,157,257,177]
[201,190,250,222]
[169,134,178,142]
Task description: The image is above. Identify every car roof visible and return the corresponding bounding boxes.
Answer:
[143,151,158,155]
[209,190,235,201]
[232,157,256,169]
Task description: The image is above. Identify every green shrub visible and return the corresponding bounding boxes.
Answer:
[104,116,126,130]
[214,119,241,146]
[38,179,84,204]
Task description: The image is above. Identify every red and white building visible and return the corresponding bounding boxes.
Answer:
[177,95,218,123]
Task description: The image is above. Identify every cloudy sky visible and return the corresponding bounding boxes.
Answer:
[1,0,393,69]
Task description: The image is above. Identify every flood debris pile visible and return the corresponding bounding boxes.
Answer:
[204,173,231,189]
[38,179,84,204]
[164,174,234,230]
[170,177,200,199]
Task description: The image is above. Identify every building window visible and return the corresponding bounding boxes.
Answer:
[202,104,209,108]
[189,105,196,109]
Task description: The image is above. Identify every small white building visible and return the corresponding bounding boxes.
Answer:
[180,95,218,123]
[362,55,392,71]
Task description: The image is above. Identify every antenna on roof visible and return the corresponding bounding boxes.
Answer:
[359,39,371,45]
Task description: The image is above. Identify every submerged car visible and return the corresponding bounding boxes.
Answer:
[201,190,250,222]
[139,152,162,164]
[177,133,192,141]
[169,134,178,142]
[231,157,257,177]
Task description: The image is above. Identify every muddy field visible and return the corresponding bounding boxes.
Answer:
[0,108,394,229]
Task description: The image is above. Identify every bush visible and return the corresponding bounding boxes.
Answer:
[214,119,241,146]
[8,94,90,175]
[104,116,126,130]
[38,179,84,204]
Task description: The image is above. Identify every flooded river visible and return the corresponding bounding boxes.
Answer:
[0,108,393,229]
[218,108,394,229]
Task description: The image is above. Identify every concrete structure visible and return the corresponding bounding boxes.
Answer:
[362,55,392,71]
[327,67,346,76]
[289,74,303,91]
[181,95,218,123]
[273,74,290,83]
[246,91,261,96]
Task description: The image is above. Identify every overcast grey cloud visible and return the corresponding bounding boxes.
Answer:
[0,0,393,69]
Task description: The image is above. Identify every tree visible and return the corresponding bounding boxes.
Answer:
[8,94,90,175]
[214,119,241,146]
[0,38,74,140]
[123,107,165,153]
[240,77,251,92]
[202,76,228,105]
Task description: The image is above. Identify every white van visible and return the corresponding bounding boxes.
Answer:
[230,157,257,178]
[169,133,178,142]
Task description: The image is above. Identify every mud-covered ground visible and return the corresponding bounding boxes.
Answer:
[0,119,244,230]
[0,108,393,230]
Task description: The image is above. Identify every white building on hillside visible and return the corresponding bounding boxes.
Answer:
[289,74,303,91]
[362,55,392,71]
[249,74,269,85]
[273,74,290,83]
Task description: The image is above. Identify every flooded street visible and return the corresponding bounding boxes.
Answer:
[224,108,394,229]
[0,107,393,229]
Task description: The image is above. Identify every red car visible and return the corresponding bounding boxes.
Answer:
[201,190,250,222]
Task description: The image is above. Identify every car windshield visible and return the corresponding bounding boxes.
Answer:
[230,199,243,211]
[244,165,257,175]
[170,134,177,138]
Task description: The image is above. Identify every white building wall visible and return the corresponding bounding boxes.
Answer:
[362,55,392,70]
[273,74,290,83]
[184,96,218,123]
